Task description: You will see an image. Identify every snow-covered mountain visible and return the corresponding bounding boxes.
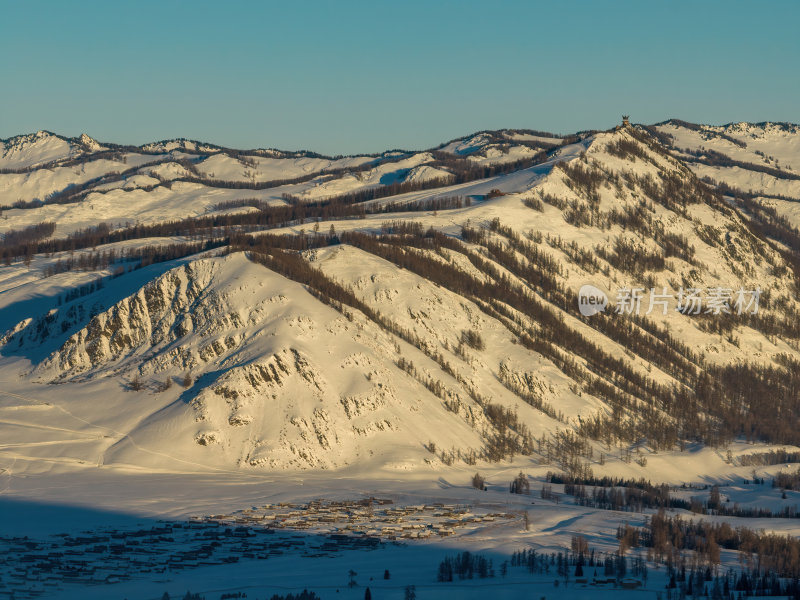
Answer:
[6,119,800,600]
[653,119,800,228]
[2,121,800,481]
[0,129,563,235]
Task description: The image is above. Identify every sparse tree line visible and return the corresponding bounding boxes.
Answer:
[40,239,225,276]
[629,509,800,579]
[213,195,470,216]
[374,195,470,213]
[545,231,604,273]
[773,467,800,490]
[683,146,799,180]
[509,544,648,582]
[496,363,562,421]
[437,545,639,583]
[1,221,56,247]
[56,281,103,314]
[739,449,800,467]
[0,187,477,264]
[550,471,800,519]
[0,201,355,263]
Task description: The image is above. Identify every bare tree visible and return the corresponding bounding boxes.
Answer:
[129,373,143,391]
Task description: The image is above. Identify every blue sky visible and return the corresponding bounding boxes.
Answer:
[2,0,798,155]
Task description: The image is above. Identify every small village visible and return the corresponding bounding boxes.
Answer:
[0,498,517,599]
[205,498,516,540]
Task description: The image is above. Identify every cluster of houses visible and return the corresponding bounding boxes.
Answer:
[0,498,514,598]
[203,497,516,541]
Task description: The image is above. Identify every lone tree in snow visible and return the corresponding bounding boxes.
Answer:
[510,471,530,494]
[129,373,143,391]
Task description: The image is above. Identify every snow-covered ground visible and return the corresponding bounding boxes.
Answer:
[1,455,799,599]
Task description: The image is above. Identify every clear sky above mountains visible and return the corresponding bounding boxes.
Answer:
[2,0,798,155]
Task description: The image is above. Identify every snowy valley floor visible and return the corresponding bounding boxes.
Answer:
[3,445,800,599]
[0,469,673,600]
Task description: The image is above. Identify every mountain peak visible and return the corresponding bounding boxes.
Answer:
[77,132,103,151]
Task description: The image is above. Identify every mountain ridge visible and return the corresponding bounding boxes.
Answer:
[2,120,800,478]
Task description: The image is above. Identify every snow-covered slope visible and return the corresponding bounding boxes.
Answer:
[0,129,564,238]
[657,120,800,172]
[2,121,800,481]
[654,119,800,228]
[194,152,378,182]
[4,253,495,471]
